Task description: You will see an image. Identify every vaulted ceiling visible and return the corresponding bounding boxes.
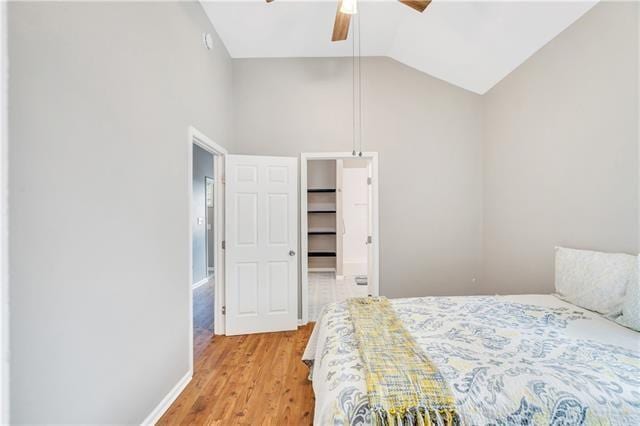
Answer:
[201,0,598,94]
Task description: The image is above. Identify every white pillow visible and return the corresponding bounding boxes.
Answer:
[555,247,636,315]
[616,256,640,332]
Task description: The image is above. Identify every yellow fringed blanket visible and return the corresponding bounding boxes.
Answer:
[347,297,460,426]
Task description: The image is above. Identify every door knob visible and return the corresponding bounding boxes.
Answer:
[289,250,296,256]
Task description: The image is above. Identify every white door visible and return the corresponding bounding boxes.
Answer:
[225,155,298,335]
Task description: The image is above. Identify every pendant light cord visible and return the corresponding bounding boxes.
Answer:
[352,25,356,157]
[358,13,363,157]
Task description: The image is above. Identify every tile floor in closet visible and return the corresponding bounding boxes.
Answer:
[308,271,369,321]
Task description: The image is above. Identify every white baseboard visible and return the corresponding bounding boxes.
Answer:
[191,276,209,290]
[298,319,307,326]
[141,370,192,425]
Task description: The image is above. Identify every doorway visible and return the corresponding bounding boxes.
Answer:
[192,145,215,358]
[301,152,379,324]
[188,127,227,369]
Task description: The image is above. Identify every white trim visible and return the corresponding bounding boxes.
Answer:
[0,1,8,422]
[308,267,336,273]
[300,157,308,324]
[335,159,344,276]
[300,152,380,325]
[188,127,228,376]
[191,276,210,291]
[140,371,192,425]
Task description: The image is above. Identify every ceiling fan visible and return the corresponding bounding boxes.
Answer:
[265,0,432,41]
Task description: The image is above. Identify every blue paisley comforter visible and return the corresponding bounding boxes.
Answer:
[302,295,640,425]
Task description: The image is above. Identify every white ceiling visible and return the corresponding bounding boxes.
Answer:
[201,0,598,94]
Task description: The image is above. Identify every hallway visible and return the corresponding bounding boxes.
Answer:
[193,277,214,360]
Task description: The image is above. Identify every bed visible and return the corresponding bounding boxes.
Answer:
[302,295,640,425]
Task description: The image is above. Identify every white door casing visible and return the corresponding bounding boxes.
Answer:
[225,155,298,335]
[300,152,379,325]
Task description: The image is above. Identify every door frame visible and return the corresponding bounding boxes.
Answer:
[300,152,380,325]
[188,126,227,370]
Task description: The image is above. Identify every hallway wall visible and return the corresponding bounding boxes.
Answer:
[192,145,214,285]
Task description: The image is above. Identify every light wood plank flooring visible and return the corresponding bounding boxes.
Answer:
[193,277,215,361]
[158,324,315,425]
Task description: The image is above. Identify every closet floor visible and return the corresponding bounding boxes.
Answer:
[308,272,369,321]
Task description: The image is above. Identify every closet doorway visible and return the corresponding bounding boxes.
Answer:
[300,152,379,323]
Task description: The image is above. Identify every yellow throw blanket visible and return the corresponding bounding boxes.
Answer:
[347,297,459,426]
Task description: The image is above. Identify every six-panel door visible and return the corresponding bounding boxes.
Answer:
[225,155,298,335]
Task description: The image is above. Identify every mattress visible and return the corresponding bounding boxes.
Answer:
[302,295,640,425]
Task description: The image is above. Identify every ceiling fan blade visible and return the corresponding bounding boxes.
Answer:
[332,1,352,42]
[398,0,432,13]
[266,0,275,3]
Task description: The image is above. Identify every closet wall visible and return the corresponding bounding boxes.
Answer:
[341,159,369,277]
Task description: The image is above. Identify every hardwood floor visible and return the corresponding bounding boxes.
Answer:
[193,277,215,360]
[158,324,315,425]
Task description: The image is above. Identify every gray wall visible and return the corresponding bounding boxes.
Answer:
[9,2,233,423]
[482,1,639,294]
[193,144,214,284]
[7,0,639,423]
[233,57,485,298]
